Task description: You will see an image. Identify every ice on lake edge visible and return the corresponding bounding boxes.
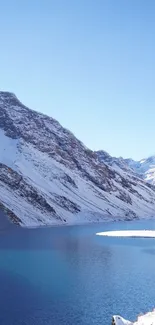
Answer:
[96,230,155,238]
[113,309,155,325]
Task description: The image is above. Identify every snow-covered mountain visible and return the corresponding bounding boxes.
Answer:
[125,157,155,184]
[95,151,135,175]
[1,91,155,226]
[96,150,155,185]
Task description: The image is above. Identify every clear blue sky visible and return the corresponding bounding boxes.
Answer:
[0,0,155,160]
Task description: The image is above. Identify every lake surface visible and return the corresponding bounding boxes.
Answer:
[0,219,155,325]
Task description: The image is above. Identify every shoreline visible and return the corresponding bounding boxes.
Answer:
[18,218,155,229]
[3,212,155,229]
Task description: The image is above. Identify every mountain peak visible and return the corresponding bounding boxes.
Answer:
[0,91,17,99]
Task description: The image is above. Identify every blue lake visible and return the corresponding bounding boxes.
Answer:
[0,219,155,325]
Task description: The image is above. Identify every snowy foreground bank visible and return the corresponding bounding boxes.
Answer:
[96,230,155,238]
[113,310,155,325]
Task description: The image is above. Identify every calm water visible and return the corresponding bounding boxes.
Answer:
[0,219,155,325]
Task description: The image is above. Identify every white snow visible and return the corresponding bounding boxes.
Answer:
[0,129,19,169]
[135,310,155,325]
[126,157,155,184]
[113,310,155,325]
[113,316,133,325]
[96,230,155,237]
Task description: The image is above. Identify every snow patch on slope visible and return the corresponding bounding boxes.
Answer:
[126,157,155,184]
[0,129,19,169]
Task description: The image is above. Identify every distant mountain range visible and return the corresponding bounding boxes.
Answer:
[0,91,155,226]
[96,151,155,184]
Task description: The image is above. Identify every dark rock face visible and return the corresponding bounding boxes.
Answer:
[61,174,78,189]
[0,163,58,218]
[53,195,81,213]
[0,201,21,226]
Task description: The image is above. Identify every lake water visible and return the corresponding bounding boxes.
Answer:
[0,219,155,325]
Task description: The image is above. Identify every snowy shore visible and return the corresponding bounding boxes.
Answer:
[96,230,155,238]
[113,310,155,325]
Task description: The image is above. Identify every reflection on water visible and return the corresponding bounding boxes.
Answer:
[142,248,155,255]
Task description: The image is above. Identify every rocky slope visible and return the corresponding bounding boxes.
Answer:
[125,157,155,184]
[96,151,155,185]
[0,92,155,226]
[95,151,135,175]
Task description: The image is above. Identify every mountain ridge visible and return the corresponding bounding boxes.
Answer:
[95,150,155,185]
[0,91,155,226]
